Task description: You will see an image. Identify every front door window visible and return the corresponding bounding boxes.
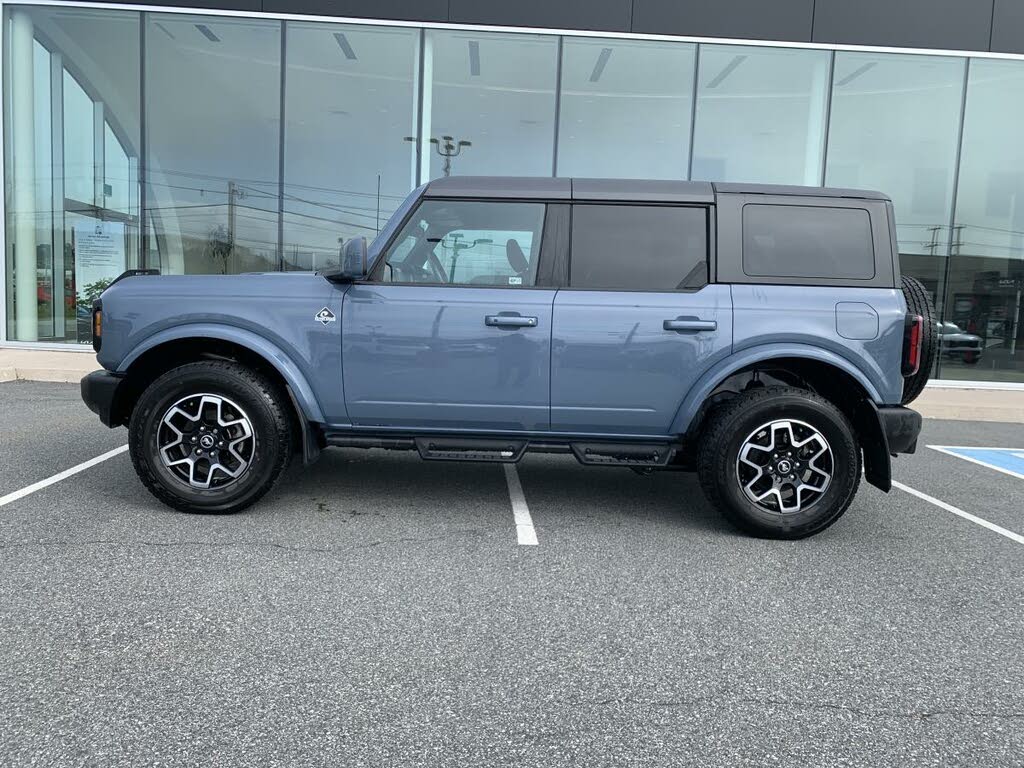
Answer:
[382,200,545,287]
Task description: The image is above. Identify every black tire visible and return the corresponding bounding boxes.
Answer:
[129,360,294,514]
[697,386,861,540]
[900,274,937,405]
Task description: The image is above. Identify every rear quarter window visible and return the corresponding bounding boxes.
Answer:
[742,204,875,280]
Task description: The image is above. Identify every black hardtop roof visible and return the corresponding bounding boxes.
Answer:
[421,176,889,203]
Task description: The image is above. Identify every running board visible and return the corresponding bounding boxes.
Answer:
[414,437,527,463]
[322,432,676,468]
[570,442,674,467]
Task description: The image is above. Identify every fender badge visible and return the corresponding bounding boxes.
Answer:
[315,307,336,325]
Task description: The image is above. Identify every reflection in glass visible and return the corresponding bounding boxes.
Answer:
[557,38,695,179]
[282,22,418,271]
[422,30,557,179]
[826,51,965,340]
[145,14,280,275]
[692,45,830,185]
[943,59,1024,382]
[3,5,139,343]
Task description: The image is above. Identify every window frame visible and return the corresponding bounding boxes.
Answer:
[561,202,715,293]
[715,193,897,289]
[368,196,561,290]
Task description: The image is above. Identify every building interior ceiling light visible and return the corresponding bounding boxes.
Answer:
[706,54,747,89]
[590,47,613,82]
[836,61,877,87]
[333,32,357,60]
[194,23,220,42]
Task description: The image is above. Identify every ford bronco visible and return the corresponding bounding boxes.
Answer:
[81,177,933,539]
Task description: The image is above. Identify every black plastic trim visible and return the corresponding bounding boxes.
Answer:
[80,370,124,428]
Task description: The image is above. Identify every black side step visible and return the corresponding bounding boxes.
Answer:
[570,442,674,467]
[415,437,527,463]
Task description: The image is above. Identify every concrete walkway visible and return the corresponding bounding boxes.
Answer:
[1,347,1022,423]
[0,347,98,384]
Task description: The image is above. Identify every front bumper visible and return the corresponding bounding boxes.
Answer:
[81,370,124,427]
[878,405,922,455]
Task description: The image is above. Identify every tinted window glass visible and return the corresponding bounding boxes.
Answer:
[569,206,708,291]
[742,204,875,280]
[383,200,546,287]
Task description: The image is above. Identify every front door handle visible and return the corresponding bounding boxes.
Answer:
[663,318,717,333]
[485,314,538,328]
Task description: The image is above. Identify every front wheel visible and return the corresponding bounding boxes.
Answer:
[697,387,861,539]
[129,360,294,514]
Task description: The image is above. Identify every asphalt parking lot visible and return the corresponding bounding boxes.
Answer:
[1,380,1022,767]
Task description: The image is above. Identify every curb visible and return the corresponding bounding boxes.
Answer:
[0,367,92,384]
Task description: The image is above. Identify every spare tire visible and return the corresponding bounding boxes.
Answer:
[900,274,937,405]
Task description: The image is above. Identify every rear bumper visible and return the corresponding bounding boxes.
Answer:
[878,405,921,455]
[81,370,123,427]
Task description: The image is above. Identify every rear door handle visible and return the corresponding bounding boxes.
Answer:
[663,318,717,333]
[485,314,538,328]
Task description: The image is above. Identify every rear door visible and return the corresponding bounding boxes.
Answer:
[342,198,556,431]
[551,203,732,435]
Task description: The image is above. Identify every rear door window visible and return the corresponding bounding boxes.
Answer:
[569,205,709,291]
[742,204,875,280]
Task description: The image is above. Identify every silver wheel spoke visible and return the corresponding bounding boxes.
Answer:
[735,418,833,515]
[157,393,256,491]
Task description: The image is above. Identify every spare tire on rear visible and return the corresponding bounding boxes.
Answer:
[900,274,937,405]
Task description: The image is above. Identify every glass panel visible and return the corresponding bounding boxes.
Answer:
[145,14,280,275]
[4,5,139,343]
[570,205,708,290]
[826,52,964,334]
[692,45,830,185]
[104,121,133,215]
[557,38,695,179]
[423,30,557,179]
[942,58,1024,382]
[382,200,545,286]
[63,70,95,205]
[742,204,874,279]
[282,22,418,272]
[32,40,54,338]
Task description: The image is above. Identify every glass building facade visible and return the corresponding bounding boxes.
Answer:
[3,4,1024,384]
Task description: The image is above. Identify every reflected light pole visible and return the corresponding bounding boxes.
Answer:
[404,135,472,177]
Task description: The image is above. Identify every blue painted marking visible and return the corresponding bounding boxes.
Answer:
[933,447,1024,480]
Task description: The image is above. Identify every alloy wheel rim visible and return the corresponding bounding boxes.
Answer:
[735,419,833,514]
[157,393,256,490]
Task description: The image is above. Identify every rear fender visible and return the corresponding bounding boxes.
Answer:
[671,343,884,435]
[117,323,326,423]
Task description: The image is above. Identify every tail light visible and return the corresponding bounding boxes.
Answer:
[902,313,923,377]
[92,300,102,352]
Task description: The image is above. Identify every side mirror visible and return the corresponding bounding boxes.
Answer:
[323,237,368,283]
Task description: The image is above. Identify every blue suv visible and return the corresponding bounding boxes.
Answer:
[82,178,932,539]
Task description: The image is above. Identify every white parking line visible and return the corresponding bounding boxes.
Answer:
[503,464,538,546]
[0,445,129,509]
[892,479,1024,546]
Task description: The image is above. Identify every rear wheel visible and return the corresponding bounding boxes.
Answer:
[698,386,861,539]
[900,274,937,405]
[129,360,293,514]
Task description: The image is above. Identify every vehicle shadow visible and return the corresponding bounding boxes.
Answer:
[276,448,734,537]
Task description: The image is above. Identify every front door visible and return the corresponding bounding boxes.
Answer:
[342,198,555,431]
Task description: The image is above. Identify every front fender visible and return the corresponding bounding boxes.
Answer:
[117,323,326,423]
[670,343,884,434]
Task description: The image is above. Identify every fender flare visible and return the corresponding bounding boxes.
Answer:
[670,343,884,435]
[116,323,326,423]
